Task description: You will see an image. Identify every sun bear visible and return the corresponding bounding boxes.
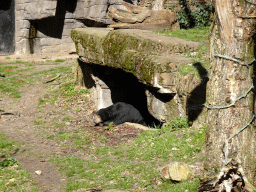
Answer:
[93,102,147,126]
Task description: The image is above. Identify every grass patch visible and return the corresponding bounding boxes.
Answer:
[52,121,66,128]
[0,134,40,191]
[0,66,18,76]
[54,59,66,63]
[63,116,71,121]
[49,118,205,191]
[0,63,75,99]
[51,155,200,192]
[0,133,20,157]
[33,120,46,125]
[154,26,210,42]
[0,164,42,192]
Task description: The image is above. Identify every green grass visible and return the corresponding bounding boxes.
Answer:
[0,134,41,191]
[154,27,210,78]
[52,121,66,128]
[63,116,71,121]
[0,65,18,74]
[48,117,205,191]
[0,62,76,99]
[0,60,33,65]
[54,59,66,63]
[0,133,20,157]
[51,155,200,192]
[33,120,46,125]
[154,26,210,42]
[0,165,42,192]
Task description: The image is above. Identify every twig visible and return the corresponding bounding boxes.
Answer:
[44,73,61,84]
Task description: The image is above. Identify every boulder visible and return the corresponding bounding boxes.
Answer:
[108,2,179,30]
[159,162,194,181]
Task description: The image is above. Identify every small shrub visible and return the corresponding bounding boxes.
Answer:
[163,117,191,131]
[178,9,192,29]
[192,4,214,28]
[178,4,214,29]
[0,158,18,168]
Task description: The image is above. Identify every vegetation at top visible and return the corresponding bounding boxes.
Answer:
[177,3,214,29]
[155,26,210,42]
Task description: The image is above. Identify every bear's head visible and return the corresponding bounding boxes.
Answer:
[91,111,103,125]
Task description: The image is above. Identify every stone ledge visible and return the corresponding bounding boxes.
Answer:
[71,27,200,87]
[71,27,207,125]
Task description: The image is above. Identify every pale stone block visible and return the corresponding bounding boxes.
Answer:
[16,20,30,30]
[41,38,61,46]
[34,38,42,53]
[15,39,30,54]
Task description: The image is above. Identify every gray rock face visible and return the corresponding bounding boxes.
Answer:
[8,0,132,54]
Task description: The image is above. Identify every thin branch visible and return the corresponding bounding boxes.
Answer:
[44,73,61,84]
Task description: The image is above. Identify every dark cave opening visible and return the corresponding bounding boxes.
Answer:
[78,59,175,127]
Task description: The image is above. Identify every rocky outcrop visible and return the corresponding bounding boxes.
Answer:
[71,27,208,126]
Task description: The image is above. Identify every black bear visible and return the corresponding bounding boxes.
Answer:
[93,102,147,126]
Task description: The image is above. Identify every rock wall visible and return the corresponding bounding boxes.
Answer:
[14,0,131,54]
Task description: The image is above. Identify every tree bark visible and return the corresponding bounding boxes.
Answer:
[203,0,256,190]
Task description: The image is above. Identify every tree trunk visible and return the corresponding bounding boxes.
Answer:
[152,0,166,10]
[203,0,256,190]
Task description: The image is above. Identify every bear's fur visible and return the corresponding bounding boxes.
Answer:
[93,102,146,126]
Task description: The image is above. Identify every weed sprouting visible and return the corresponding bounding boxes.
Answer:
[104,122,115,130]
[163,117,191,131]
[63,116,71,121]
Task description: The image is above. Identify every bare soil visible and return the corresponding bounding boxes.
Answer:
[0,54,146,192]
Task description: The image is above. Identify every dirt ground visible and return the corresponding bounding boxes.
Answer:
[0,53,147,192]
